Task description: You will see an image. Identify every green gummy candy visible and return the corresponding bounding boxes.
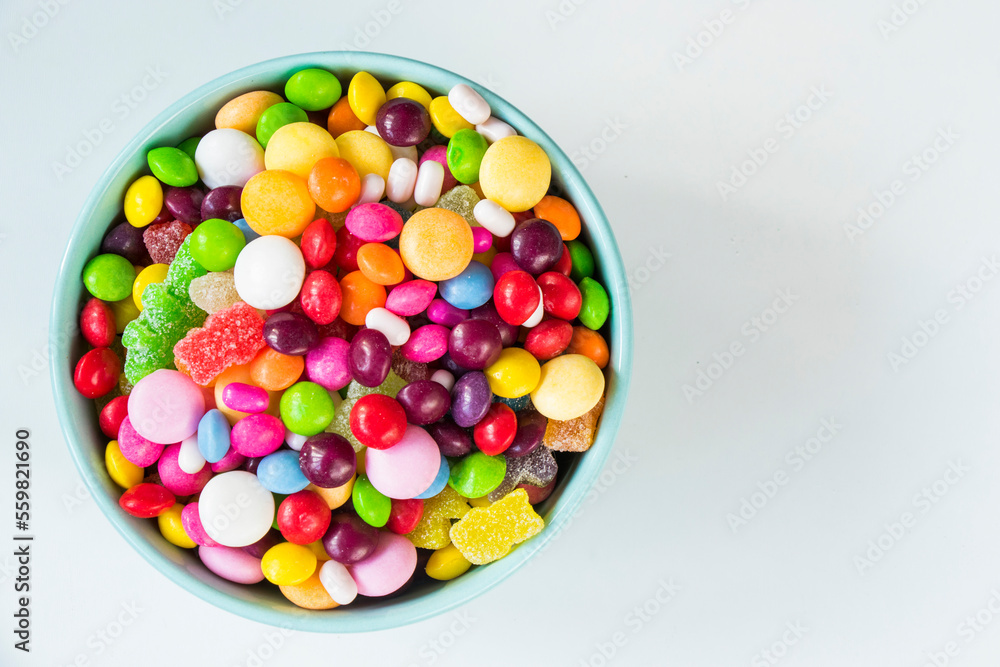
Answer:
[165,237,208,295]
[436,185,479,227]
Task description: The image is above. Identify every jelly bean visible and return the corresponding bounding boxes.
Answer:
[300,218,338,268]
[439,260,494,311]
[473,403,517,456]
[446,128,488,184]
[479,136,551,212]
[414,454,451,499]
[258,450,310,495]
[117,416,165,467]
[419,145,458,192]
[399,207,474,281]
[163,186,205,225]
[335,129,393,181]
[413,157,445,207]
[304,337,351,391]
[401,324,449,363]
[493,270,540,326]
[352,474,391,527]
[197,408,231,463]
[264,122,340,179]
[124,175,164,228]
[524,318,573,361]
[194,128,265,189]
[309,476,354,511]
[222,382,269,414]
[80,297,116,348]
[429,96,474,138]
[83,253,134,301]
[507,409,547,458]
[280,381,336,436]
[158,442,213,496]
[363,308,408,348]
[511,218,563,275]
[256,102,309,148]
[250,347,305,392]
[448,84,491,125]
[234,235,306,308]
[262,542,317,585]
[476,116,516,144]
[577,276,611,330]
[448,319,503,370]
[128,368,205,443]
[423,300,465,329]
[159,503,197,548]
[469,301,519,347]
[120,482,176,518]
[102,220,151,264]
[566,326,610,369]
[395,380,451,425]
[426,543,472,581]
[385,279,436,317]
[307,157,360,213]
[566,239,595,282]
[300,270,342,325]
[322,511,378,563]
[531,354,605,420]
[533,195,581,241]
[200,545,266,584]
[216,90,284,135]
[355,244,403,287]
[387,498,424,534]
[99,395,129,440]
[131,264,168,311]
[285,68,342,111]
[347,71,386,126]
[450,371,492,428]
[356,172,385,205]
[148,146,198,187]
[277,490,332,544]
[346,531,417,597]
[319,559,358,605]
[230,413,284,457]
[188,218,245,272]
[299,433,356,488]
[241,170,316,238]
[367,426,440,498]
[201,185,244,222]
[264,312,319,356]
[105,440,144,489]
[484,347,541,399]
[348,328,392,387]
[537,271,583,320]
[349,393,407,450]
[339,270,387,326]
[386,157,418,203]
[448,451,506,499]
[376,97,432,146]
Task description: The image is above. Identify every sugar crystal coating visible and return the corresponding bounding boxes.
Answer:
[406,486,470,550]
[144,220,193,264]
[436,185,479,227]
[189,270,241,314]
[449,488,544,564]
[487,446,558,502]
[173,301,266,385]
[543,394,605,452]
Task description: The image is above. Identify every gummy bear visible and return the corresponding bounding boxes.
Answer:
[487,446,558,503]
[543,394,605,452]
[436,185,479,227]
[173,301,266,385]
[188,270,241,314]
[406,486,470,550]
[143,220,192,264]
[449,488,544,565]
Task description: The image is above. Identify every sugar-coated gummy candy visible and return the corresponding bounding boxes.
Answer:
[143,220,193,265]
[487,445,557,502]
[449,488,544,565]
[544,394,605,452]
[436,185,479,227]
[478,136,551,213]
[173,302,266,386]
[406,486,470,550]
[188,270,241,314]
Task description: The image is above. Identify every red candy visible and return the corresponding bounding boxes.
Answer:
[143,220,192,264]
[473,402,517,456]
[80,297,116,347]
[334,226,365,272]
[387,498,424,534]
[349,393,407,450]
[73,347,121,399]
[173,302,266,385]
[301,218,337,269]
[519,478,556,504]
[119,483,175,518]
[277,490,332,545]
[553,244,572,277]
[537,271,582,321]
[99,395,130,439]
[493,270,540,326]
[524,319,573,361]
[300,270,343,325]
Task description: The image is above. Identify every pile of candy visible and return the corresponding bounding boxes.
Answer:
[73,66,612,610]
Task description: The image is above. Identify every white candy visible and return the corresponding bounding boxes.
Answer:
[523,286,545,327]
[448,83,491,125]
[198,471,275,547]
[473,199,516,237]
[319,560,358,605]
[284,429,308,452]
[233,235,305,310]
[366,126,418,162]
[178,434,207,475]
[194,128,265,189]
[386,158,418,203]
[358,173,386,204]
[414,160,444,207]
[365,307,411,346]
[430,369,455,392]
[476,117,516,144]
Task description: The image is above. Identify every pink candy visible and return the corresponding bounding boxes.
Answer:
[181,502,220,547]
[489,252,521,283]
[199,546,266,584]
[305,336,352,391]
[418,145,458,193]
[157,443,213,496]
[385,279,437,317]
[426,299,468,327]
[221,382,269,414]
[345,202,403,242]
[117,416,166,467]
[127,369,205,444]
[401,324,449,363]
[346,532,417,597]
[366,425,440,499]
[210,447,246,473]
[471,227,493,253]
[230,414,284,457]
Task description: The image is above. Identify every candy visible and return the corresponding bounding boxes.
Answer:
[578,276,610,330]
[449,488,544,564]
[339,270,387,326]
[446,129,488,184]
[264,312,319,356]
[448,319,503,372]
[544,394,605,452]
[450,371,492,428]
[280,569,338,610]
[173,302,266,385]
[376,97,432,147]
[524,319,573,361]
[285,68,342,111]
[99,396,130,439]
[188,218,245,271]
[250,347,305,392]
[426,544,472,581]
[427,298,468,327]
[428,419,472,457]
[439,260,494,311]
[365,307,410,346]
[277,490,332,544]
[487,445,557,502]
[117,416,164,467]
[401,324,449,363]
[479,136,551,212]
[83,253,134,301]
[197,408,231,463]
[158,443,213,496]
[449,451,506,499]
[307,157,360,213]
[349,393,407,450]
[264,122,341,179]
[319,559,358,605]
[407,486,470,550]
[304,336,351,391]
[194,128,265,189]
[436,184,480,227]
[511,218,563,276]
[201,185,243,223]
[262,542,317,585]
[476,116,516,144]
[346,532,417,597]
[158,503,197,548]
[507,409,548,458]
[429,96,474,138]
[414,158,444,207]
[348,328,392,387]
[299,433,356,488]
[198,471,277,548]
[399,208,474,281]
[537,272,582,320]
[148,146,199,187]
[188,270,241,314]
[124,175,163,228]
[347,71,386,126]
[240,170,316,238]
[231,414,284,457]
[533,195,581,241]
[335,130,393,181]
[493,270,540,326]
[327,96,367,137]
[414,455,451,499]
[364,424,441,500]
[300,270,342,325]
[143,221,192,265]
[531,354,604,421]
[164,186,205,225]
[216,90,283,135]
[233,235,306,309]
[357,244,405,286]
[473,402,518,456]
[346,202,404,242]
[105,440,144,489]
[567,239,595,282]
[280,381,336,436]
[126,368,204,443]
[73,347,120,399]
[352,475,391,527]
[484,347,541,399]
[300,218,338,268]
[199,546,265,584]
[119,483,175,518]
[102,220,150,264]
[395,380,451,425]
[322,511,378,563]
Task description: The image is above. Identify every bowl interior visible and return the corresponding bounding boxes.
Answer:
[51,51,633,632]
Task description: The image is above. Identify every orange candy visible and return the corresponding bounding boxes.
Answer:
[249,348,305,391]
[278,569,339,610]
[308,157,361,213]
[398,208,474,281]
[339,271,387,325]
[308,478,354,510]
[327,96,367,138]
[241,169,316,238]
[533,195,581,241]
[356,243,405,286]
[565,326,609,369]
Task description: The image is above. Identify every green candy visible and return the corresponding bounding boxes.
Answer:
[189,218,245,271]
[352,475,391,527]
[449,452,506,499]
[446,129,489,185]
[82,253,134,301]
[436,185,479,226]
[280,381,336,436]
[147,147,198,187]
[578,277,610,330]
[285,68,342,112]
[271,494,288,530]
[177,136,201,160]
[567,240,595,283]
[256,102,309,148]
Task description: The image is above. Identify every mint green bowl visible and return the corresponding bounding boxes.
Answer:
[50,52,633,632]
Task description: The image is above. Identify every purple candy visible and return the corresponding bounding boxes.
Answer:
[210,447,246,473]
[348,328,392,387]
[426,299,468,327]
[375,97,432,147]
[510,218,564,276]
[164,186,205,224]
[469,301,519,347]
[264,312,319,356]
[448,319,502,370]
[323,512,379,564]
[396,380,451,425]
[440,352,471,378]
[241,528,283,559]
[489,252,521,283]
[101,221,150,265]
[427,418,472,457]
[507,409,547,458]
[450,371,492,428]
[299,433,356,488]
[201,186,243,222]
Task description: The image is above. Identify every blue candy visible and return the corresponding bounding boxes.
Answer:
[197,409,231,463]
[439,260,494,310]
[414,454,450,499]
[256,450,310,494]
[233,218,260,244]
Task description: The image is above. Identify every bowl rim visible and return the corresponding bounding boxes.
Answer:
[50,50,634,633]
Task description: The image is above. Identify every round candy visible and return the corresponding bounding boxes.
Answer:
[233,235,305,309]
[507,409,547,458]
[531,354,605,420]
[102,220,150,263]
[566,326,610,369]
[427,419,472,457]
[533,195,581,241]
[280,381,336,436]
[473,403,517,456]
[264,312,319,356]
[305,337,352,391]
[365,425,439,499]
[241,170,316,238]
[163,186,204,225]
[194,128,265,189]
[524,318,574,361]
[349,393,407,450]
[352,475,391,527]
[216,90,283,135]
[414,455,451,500]
[117,416,164,467]
[230,413,284,457]
[198,471,276,547]
[299,433,356,488]
[256,102,309,148]
[479,136,551,212]
[277,490,332,544]
[188,218,245,271]
[128,369,205,444]
[335,129,393,181]
[250,348,305,391]
[262,542,317,586]
[99,395,129,439]
[537,271,583,320]
[357,244,405,286]
[285,68,342,111]
[322,511,379,563]
[427,299,469,327]
[264,122,340,179]
[448,319,502,370]
[395,380,451,425]
[398,208,474,281]
[307,157,360,213]
[448,452,506,498]
[578,277,611,330]
[469,301,519,347]
[386,81,433,109]
[339,270,387,326]
[348,328,392,387]
[493,270,540,326]
[346,203,404,242]
[439,260,494,310]
[484,347,541,399]
[376,97,432,147]
[73,348,120,399]
[201,185,244,222]
[82,253,134,301]
[257,450,310,495]
[158,443,213,496]
[386,498,424,534]
[327,96,367,137]
[119,483,175,518]
[200,546,266,584]
[510,218,564,276]
[131,263,169,310]
[346,531,417,597]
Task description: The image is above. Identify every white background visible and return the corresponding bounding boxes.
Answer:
[3,0,1000,665]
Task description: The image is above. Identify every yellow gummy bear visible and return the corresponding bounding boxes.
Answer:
[406,487,470,550]
[449,489,545,565]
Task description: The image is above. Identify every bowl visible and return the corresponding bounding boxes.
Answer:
[50,51,633,632]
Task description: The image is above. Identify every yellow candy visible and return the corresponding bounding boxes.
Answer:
[132,263,169,311]
[158,503,197,549]
[468,495,492,508]
[531,354,605,421]
[105,440,144,489]
[386,81,432,110]
[398,207,474,281]
[429,96,474,138]
[484,347,541,398]
[241,169,316,238]
[306,539,331,562]
[347,71,386,126]
[449,489,544,565]
[426,544,472,581]
[279,570,339,610]
[479,136,551,212]
[124,175,163,227]
[261,542,317,586]
[334,130,393,181]
[308,478,354,510]
[263,122,340,179]
[355,448,367,477]
[406,487,470,550]
[216,90,283,134]
[110,294,141,333]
